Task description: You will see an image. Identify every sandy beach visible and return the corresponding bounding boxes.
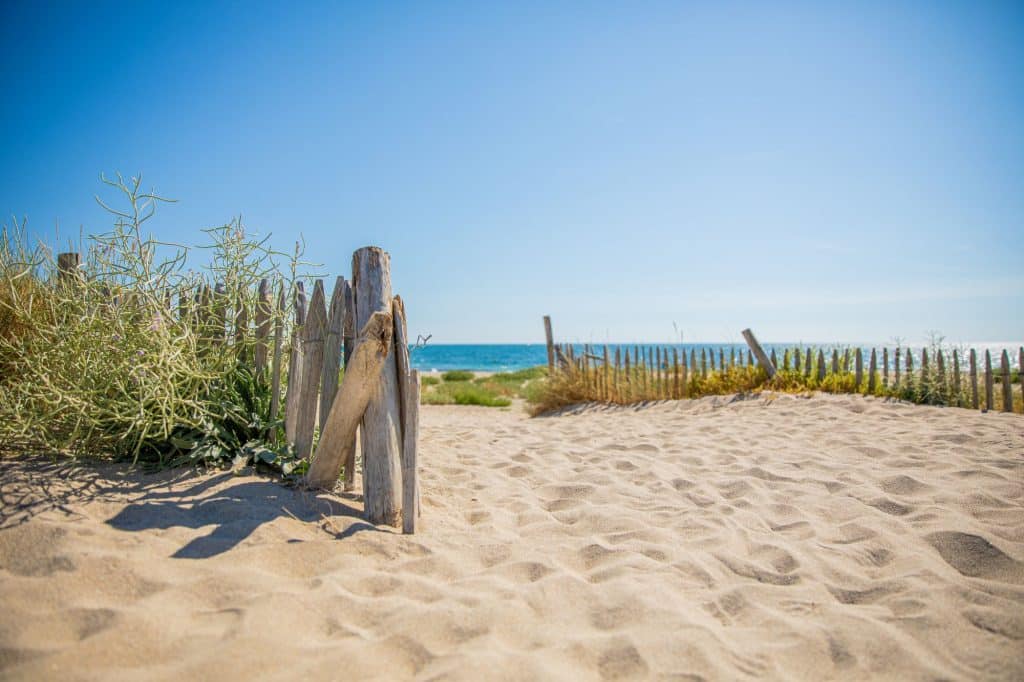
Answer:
[1,394,1022,680]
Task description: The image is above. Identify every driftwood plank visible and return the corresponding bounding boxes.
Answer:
[284,281,307,444]
[402,369,421,534]
[294,280,327,461]
[306,310,394,489]
[741,328,776,378]
[320,277,346,433]
[353,247,404,527]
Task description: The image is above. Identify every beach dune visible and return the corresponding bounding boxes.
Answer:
[1,393,1022,680]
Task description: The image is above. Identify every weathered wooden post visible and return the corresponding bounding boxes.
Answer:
[269,286,285,426]
[543,316,555,374]
[984,350,994,411]
[284,281,307,443]
[294,281,327,461]
[817,349,826,382]
[952,349,961,406]
[56,252,81,285]
[854,348,863,390]
[254,279,272,375]
[969,349,979,409]
[741,328,776,378]
[894,348,901,387]
[804,349,812,378]
[831,349,839,375]
[353,247,403,526]
[306,311,394,489]
[868,349,877,393]
[882,348,889,389]
[320,277,346,432]
[1001,350,1012,413]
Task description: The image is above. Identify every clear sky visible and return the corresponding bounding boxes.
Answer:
[2,1,1022,345]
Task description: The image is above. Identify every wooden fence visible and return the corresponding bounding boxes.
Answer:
[58,247,420,531]
[542,319,1024,414]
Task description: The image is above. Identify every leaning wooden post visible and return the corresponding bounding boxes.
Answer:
[254,278,272,375]
[969,349,979,409]
[984,350,994,411]
[741,328,776,378]
[543,316,555,374]
[320,277,346,433]
[306,311,394,489]
[1000,350,1012,413]
[294,280,327,461]
[269,286,285,426]
[402,369,421,534]
[353,247,403,527]
[284,281,307,443]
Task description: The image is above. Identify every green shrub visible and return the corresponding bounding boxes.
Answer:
[421,375,441,386]
[441,370,475,382]
[421,381,511,407]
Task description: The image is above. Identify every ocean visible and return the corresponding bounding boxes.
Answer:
[408,343,1023,372]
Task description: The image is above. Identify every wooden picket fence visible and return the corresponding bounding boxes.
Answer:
[542,318,1024,414]
[58,246,421,531]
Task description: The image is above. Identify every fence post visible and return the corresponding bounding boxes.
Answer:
[294,280,327,461]
[855,348,863,390]
[56,252,81,285]
[254,278,272,375]
[969,349,979,409]
[320,277,346,433]
[284,281,307,444]
[868,349,876,393]
[817,349,826,382]
[1001,350,1012,413]
[882,348,889,389]
[269,286,285,426]
[543,316,555,374]
[952,350,961,406]
[402,369,421,534]
[353,247,403,527]
[984,350,994,411]
[741,328,776,378]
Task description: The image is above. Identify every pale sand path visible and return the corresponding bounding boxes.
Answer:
[1,394,1022,680]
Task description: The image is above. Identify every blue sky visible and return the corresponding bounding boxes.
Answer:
[1,1,1022,344]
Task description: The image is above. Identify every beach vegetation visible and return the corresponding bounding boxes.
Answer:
[441,370,475,382]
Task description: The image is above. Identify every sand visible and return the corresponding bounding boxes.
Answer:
[1,393,1022,680]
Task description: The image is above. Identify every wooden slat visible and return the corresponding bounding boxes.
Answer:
[402,369,421,534]
[984,350,994,411]
[1000,350,1012,413]
[868,348,876,393]
[269,286,285,427]
[970,349,979,409]
[293,280,327,461]
[254,278,272,375]
[284,281,307,444]
[320,277,346,433]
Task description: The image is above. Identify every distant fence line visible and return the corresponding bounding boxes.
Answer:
[58,248,421,531]
[541,317,1023,414]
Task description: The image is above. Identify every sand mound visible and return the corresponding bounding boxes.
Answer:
[1,393,1022,680]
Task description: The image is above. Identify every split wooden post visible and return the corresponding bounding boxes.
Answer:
[969,349,979,410]
[254,279,272,375]
[294,280,327,461]
[284,281,307,443]
[306,310,394,489]
[1000,350,1012,413]
[741,328,776,378]
[984,350,994,411]
[543,316,555,374]
[320,277,346,433]
[353,247,404,527]
[402,370,421,534]
[269,286,285,426]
